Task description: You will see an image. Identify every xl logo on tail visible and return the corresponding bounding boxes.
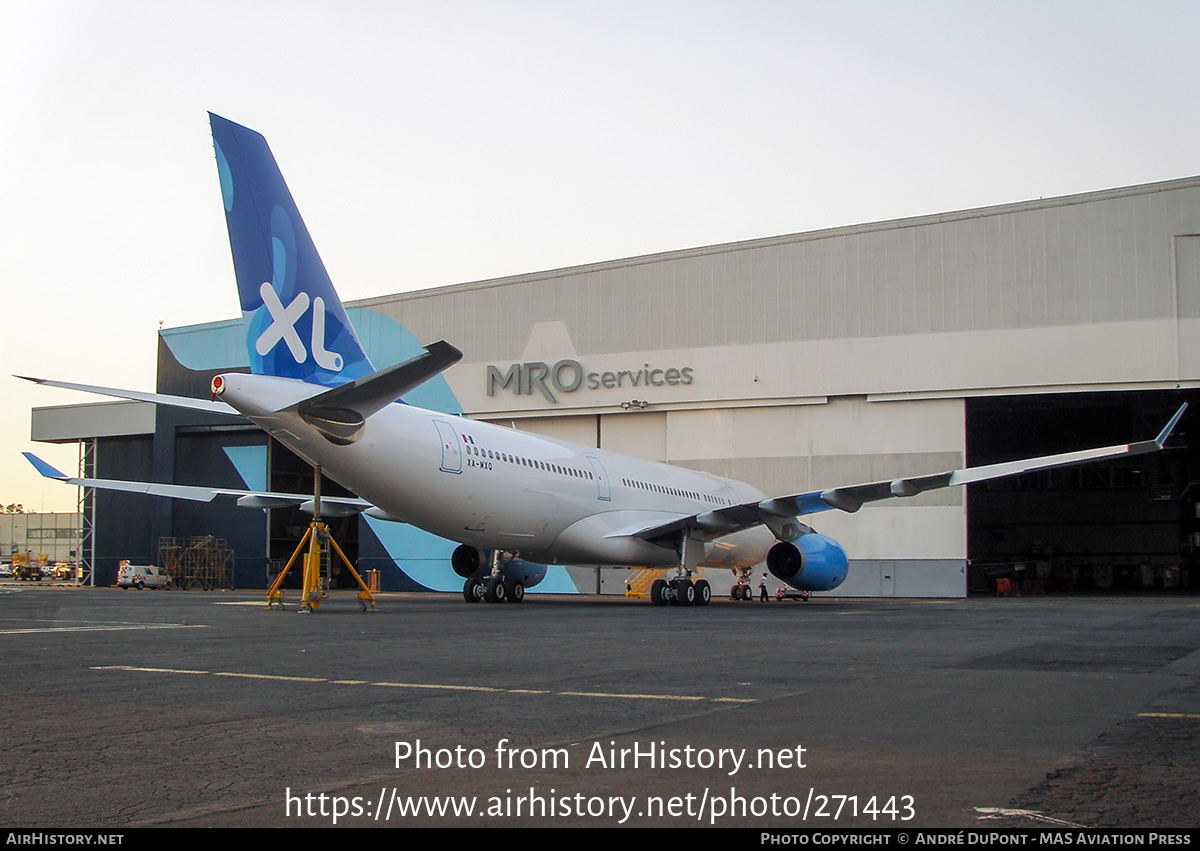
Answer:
[255,281,344,372]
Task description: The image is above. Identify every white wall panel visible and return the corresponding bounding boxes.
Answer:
[506,415,597,447]
[815,505,967,561]
[600,412,666,460]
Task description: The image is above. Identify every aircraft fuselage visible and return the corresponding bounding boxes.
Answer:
[216,372,776,570]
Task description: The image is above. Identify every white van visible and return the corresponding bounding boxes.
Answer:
[117,562,169,590]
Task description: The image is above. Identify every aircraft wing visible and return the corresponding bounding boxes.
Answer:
[623,403,1188,544]
[22,452,390,519]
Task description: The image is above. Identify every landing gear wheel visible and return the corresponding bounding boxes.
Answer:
[670,579,695,606]
[504,577,525,603]
[484,575,507,603]
[730,586,741,600]
[694,580,711,606]
[650,578,668,606]
[463,577,483,603]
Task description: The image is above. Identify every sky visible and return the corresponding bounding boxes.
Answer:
[4,0,1200,512]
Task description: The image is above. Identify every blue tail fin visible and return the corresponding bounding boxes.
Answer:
[209,113,373,386]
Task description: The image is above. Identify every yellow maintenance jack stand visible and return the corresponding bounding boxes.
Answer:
[265,465,376,613]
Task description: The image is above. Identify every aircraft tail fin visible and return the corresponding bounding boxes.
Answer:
[209,113,373,387]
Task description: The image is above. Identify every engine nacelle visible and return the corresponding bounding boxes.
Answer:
[451,544,486,578]
[766,534,848,592]
[501,558,548,589]
[451,545,548,589]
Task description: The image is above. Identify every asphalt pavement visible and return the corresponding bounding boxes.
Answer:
[1,583,1196,828]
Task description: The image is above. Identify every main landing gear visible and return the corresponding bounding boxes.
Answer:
[462,550,525,604]
[649,573,712,607]
[648,530,712,608]
[729,566,754,601]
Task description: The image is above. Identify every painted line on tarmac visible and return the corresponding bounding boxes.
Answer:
[96,666,209,675]
[1138,712,1200,719]
[89,664,755,704]
[214,671,327,682]
[0,623,208,635]
[560,691,705,701]
[373,681,503,693]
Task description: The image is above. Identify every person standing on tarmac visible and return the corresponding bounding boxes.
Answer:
[760,572,768,602]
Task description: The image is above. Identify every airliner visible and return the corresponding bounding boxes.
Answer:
[22,114,1188,607]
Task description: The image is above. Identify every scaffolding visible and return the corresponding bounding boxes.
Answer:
[624,568,667,598]
[77,439,95,586]
[157,536,234,590]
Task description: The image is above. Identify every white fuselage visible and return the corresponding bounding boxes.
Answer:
[218,373,776,570]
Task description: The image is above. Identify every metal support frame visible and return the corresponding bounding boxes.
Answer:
[77,439,95,587]
[265,465,376,612]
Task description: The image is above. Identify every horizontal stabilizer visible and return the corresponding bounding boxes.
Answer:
[16,375,239,416]
[293,341,462,444]
[298,341,462,418]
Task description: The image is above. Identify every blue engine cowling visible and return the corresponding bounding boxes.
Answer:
[451,544,547,589]
[766,534,848,592]
[502,558,548,589]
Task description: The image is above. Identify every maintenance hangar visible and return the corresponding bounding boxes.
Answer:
[32,175,1200,596]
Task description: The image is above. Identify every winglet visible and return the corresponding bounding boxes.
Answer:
[23,452,69,480]
[1155,403,1188,448]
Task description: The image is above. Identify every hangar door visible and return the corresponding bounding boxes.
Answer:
[965,392,1197,593]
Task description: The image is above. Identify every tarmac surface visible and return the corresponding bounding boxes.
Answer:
[1,582,1197,829]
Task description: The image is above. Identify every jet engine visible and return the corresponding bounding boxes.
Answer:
[500,558,548,589]
[766,534,848,592]
[451,544,547,589]
[451,544,486,578]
